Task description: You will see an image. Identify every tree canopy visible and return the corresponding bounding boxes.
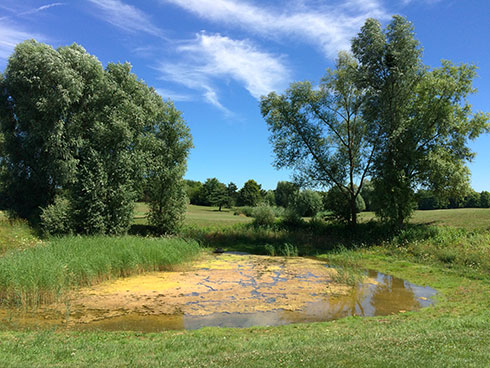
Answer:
[0,40,191,234]
[261,51,373,226]
[262,15,489,228]
[352,16,489,227]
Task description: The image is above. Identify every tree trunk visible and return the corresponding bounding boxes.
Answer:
[350,196,357,228]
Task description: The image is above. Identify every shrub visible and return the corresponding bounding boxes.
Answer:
[234,206,255,217]
[40,196,72,236]
[289,190,323,217]
[324,186,366,223]
[252,205,276,227]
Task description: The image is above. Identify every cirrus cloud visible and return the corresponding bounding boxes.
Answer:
[157,33,291,111]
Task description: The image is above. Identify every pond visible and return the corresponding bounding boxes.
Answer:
[0,253,436,332]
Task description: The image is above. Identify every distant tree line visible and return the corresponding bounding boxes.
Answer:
[416,190,490,210]
[184,176,489,222]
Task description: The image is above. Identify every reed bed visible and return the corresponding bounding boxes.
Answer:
[0,236,200,307]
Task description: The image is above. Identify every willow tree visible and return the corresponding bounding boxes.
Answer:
[0,40,191,234]
[261,52,373,227]
[352,16,489,227]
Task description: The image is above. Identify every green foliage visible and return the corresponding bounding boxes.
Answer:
[464,190,481,208]
[193,178,234,211]
[0,41,191,235]
[262,190,276,206]
[352,16,489,227]
[0,236,200,307]
[237,179,262,206]
[289,190,323,217]
[39,196,72,236]
[274,181,299,208]
[252,204,276,227]
[264,242,298,257]
[261,52,373,227]
[324,186,366,222]
[226,182,238,207]
[359,180,375,212]
[480,191,490,208]
[233,206,255,217]
[0,212,41,255]
[185,180,203,205]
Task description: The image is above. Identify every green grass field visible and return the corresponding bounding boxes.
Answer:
[134,203,252,227]
[0,207,489,367]
[359,208,490,230]
[135,203,490,230]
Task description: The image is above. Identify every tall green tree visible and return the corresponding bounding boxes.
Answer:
[352,16,489,227]
[226,182,238,207]
[274,181,299,208]
[0,40,191,234]
[237,179,262,207]
[261,52,373,226]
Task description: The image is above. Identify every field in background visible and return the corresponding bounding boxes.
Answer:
[134,203,490,231]
[134,203,252,227]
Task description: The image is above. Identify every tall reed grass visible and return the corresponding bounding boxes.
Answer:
[0,236,200,307]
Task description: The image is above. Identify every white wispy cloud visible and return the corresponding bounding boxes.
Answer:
[155,88,194,102]
[87,0,163,37]
[161,0,390,58]
[157,33,290,111]
[400,0,441,5]
[0,23,43,61]
[18,3,65,16]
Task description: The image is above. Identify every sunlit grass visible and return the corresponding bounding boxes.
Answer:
[0,236,200,307]
[0,211,41,255]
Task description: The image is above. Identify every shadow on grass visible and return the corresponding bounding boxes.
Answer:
[180,220,440,256]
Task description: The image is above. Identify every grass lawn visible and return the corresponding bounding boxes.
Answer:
[134,203,251,227]
[0,207,488,367]
[359,208,490,230]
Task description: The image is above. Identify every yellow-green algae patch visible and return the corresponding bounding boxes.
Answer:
[51,254,351,323]
[0,254,437,330]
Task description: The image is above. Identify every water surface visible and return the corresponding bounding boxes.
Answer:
[0,253,436,332]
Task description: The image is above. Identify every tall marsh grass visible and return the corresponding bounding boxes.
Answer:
[0,236,200,307]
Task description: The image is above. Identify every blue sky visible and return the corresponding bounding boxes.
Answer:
[1,0,489,191]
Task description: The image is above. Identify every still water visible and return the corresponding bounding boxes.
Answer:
[0,254,436,332]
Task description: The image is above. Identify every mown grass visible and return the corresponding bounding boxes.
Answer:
[133,203,252,227]
[0,246,488,368]
[359,207,490,230]
[0,236,200,307]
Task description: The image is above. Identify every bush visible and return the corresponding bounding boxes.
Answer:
[234,206,255,217]
[324,186,366,223]
[289,190,323,217]
[252,205,276,227]
[281,208,304,227]
[40,196,72,236]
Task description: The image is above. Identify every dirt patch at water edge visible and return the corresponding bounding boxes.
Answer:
[51,253,355,324]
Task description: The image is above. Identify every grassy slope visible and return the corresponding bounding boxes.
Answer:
[0,213,41,255]
[0,208,489,367]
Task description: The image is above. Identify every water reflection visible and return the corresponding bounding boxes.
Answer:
[73,269,436,332]
[0,259,437,332]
